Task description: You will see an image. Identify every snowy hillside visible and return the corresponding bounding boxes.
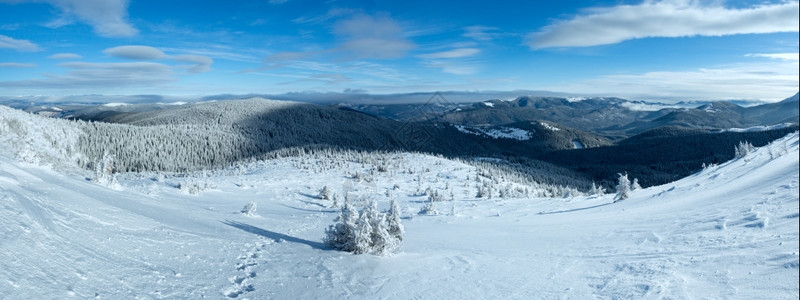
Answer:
[1,115,797,298]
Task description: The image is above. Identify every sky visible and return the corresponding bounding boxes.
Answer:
[0,0,798,103]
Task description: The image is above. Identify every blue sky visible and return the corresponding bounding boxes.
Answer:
[0,0,797,102]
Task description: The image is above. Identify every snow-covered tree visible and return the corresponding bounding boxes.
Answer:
[363,201,396,255]
[589,181,605,196]
[325,199,403,256]
[386,199,404,242]
[331,194,340,209]
[631,178,642,190]
[352,210,374,254]
[614,172,631,202]
[734,141,755,158]
[91,151,119,188]
[319,185,333,200]
[15,138,39,165]
[323,200,359,252]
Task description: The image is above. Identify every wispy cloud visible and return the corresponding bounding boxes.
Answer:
[528,0,800,49]
[103,45,213,73]
[0,45,214,92]
[49,53,82,59]
[104,45,167,60]
[332,14,415,60]
[0,34,41,52]
[746,52,799,61]
[551,60,799,101]
[0,62,36,68]
[417,48,480,59]
[0,61,174,89]
[463,25,500,41]
[35,0,138,37]
[292,8,359,25]
[417,48,481,75]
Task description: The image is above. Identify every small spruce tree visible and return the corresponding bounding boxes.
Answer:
[631,178,642,190]
[614,172,631,202]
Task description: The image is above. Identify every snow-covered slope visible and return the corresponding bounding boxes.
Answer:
[1,128,798,298]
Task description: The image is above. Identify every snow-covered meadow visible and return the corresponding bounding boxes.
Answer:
[1,107,798,298]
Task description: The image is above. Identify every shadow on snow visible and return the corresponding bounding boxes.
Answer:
[222,220,327,250]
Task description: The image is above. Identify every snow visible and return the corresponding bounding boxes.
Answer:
[454,125,532,140]
[721,123,797,133]
[620,101,681,111]
[572,140,585,149]
[540,121,560,131]
[566,97,586,102]
[102,102,130,107]
[1,106,798,298]
[482,101,494,107]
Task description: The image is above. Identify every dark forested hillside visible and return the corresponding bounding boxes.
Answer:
[536,125,800,189]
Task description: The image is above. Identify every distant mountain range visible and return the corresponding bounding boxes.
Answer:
[340,92,799,140]
[2,92,797,189]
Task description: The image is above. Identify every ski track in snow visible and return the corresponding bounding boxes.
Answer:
[1,133,798,298]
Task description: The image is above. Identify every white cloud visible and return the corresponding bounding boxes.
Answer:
[424,61,478,75]
[332,14,415,59]
[417,48,481,75]
[0,62,36,68]
[173,55,213,73]
[0,45,214,93]
[528,0,800,49]
[747,52,799,61]
[550,61,799,101]
[0,61,174,89]
[417,48,480,59]
[104,45,167,60]
[0,34,41,52]
[49,53,82,59]
[2,0,138,37]
[103,45,213,73]
[463,25,499,41]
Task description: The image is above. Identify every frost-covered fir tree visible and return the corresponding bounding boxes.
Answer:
[91,151,119,188]
[734,141,755,158]
[319,185,333,200]
[325,199,403,256]
[352,210,374,255]
[364,201,396,255]
[386,199,404,242]
[631,178,642,190]
[589,181,605,196]
[614,172,631,202]
[323,199,359,252]
[331,194,340,209]
[15,138,39,165]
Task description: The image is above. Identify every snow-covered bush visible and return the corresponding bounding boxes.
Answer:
[318,185,333,200]
[386,199,404,242]
[614,172,631,202]
[324,199,402,256]
[331,194,340,209]
[241,201,257,216]
[323,200,359,253]
[734,141,754,158]
[91,151,119,188]
[631,178,642,190]
[589,182,605,196]
[15,138,39,165]
[418,196,438,215]
[179,180,215,195]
